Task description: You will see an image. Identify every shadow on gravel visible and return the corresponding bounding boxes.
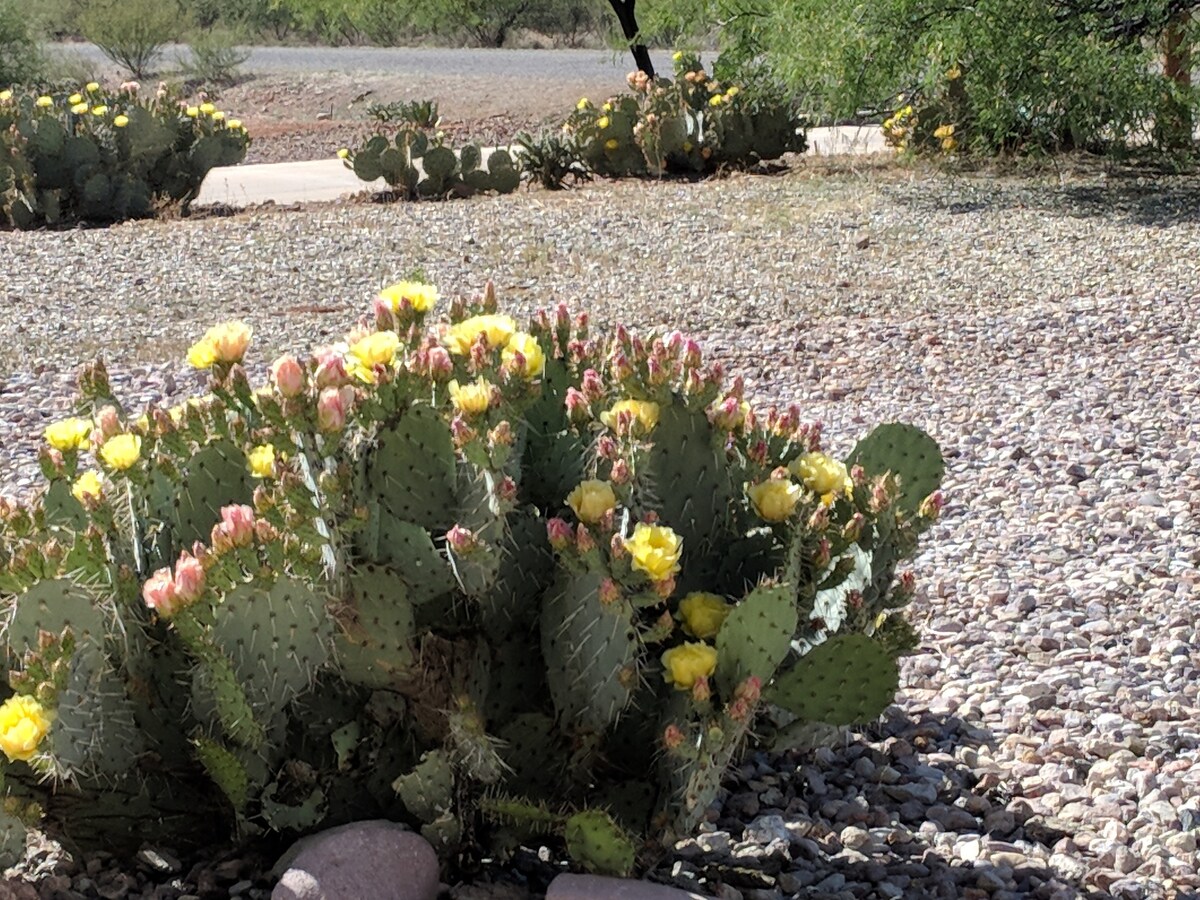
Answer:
[652,708,1127,900]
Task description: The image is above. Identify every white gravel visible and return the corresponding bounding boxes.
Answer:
[2,164,1198,898]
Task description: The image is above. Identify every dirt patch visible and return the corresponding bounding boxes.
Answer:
[208,70,631,163]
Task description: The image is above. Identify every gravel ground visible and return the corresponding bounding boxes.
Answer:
[2,163,1199,899]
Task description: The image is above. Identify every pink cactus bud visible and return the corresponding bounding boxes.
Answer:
[665,331,684,354]
[736,675,763,704]
[489,421,514,448]
[842,513,865,543]
[663,724,686,750]
[615,324,630,345]
[576,523,595,553]
[870,480,892,513]
[427,346,453,381]
[581,368,605,401]
[728,375,745,399]
[565,387,590,423]
[654,575,676,599]
[95,406,121,440]
[850,464,867,486]
[847,589,864,610]
[647,356,668,386]
[450,416,476,448]
[727,697,751,722]
[446,525,478,554]
[217,504,255,549]
[143,568,180,618]
[596,435,618,459]
[255,519,278,543]
[710,396,744,431]
[372,297,396,331]
[598,577,621,606]
[317,386,349,432]
[610,351,633,382]
[315,350,348,389]
[813,538,831,569]
[609,532,626,558]
[898,570,916,592]
[683,339,702,370]
[470,337,489,370]
[555,302,571,330]
[497,476,518,503]
[919,490,945,520]
[808,505,830,532]
[271,355,305,397]
[691,675,711,703]
[173,551,206,603]
[534,309,552,333]
[684,368,705,396]
[566,339,587,362]
[482,280,497,310]
[547,517,573,551]
[575,312,589,332]
[747,440,769,466]
[610,459,631,485]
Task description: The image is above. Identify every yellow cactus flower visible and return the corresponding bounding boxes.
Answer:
[661,642,717,691]
[0,695,52,762]
[566,480,617,524]
[672,51,684,62]
[347,330,401,383]
[199,102,216,115]
[941,137,958,152]
[227,118,242,130]
[726,85,740,97]
[600,399,660,434]
[933,123,955,140]
[747,478,802,522]
[85,81,100,93]
[678,592,731,639]
[709,95,723,107]
[186,338,218,369]
[71,470,104,503]
[247,444,276,478]
[68,93,82,104]
[113,114,129,127]
[91,105,108,116]
[337,148,350,159]
[604,138,619,151]
[625,522,682,583]
[212,111,225,122]
[71,102,88,115]
[502,332,545,378]
[0,90,12,102]
[577,97,591,110]
[185,106,199,117]
[379,280,440,314]
[98,434,142,471]
[596,116,610,130]
[946,64,962,80]
[35,96,52,108]
[448,378,494,416]
[44,417,94,452]
[789,452,852,505]
[443,314,516,355]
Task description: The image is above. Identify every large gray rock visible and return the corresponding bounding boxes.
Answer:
[546,874,708,900]
[272,820,439,900]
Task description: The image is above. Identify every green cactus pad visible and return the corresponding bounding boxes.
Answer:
[519,359,586,510]
[209,578,334,718]
[6,579,107,654]
[564,809,637,877]
[370,517,455,605]
[366,404,457,531]
[50,648,146,780]
[174,442,253,548]
[422,146,458,180]
[193,735,249,811]
[847,423,944,516]
[0,809,26,869]
[41,479,86,530]
[421,812,462,852]
[496,713,568,798]
[715,583,797,697]
[261,781,327,832]
[393,749,455,823]
[335,566,416,689]
[540,572,638,732]
[475,508,553,639]
[766,633,899,726]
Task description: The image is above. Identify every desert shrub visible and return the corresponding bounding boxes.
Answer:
[514,128,591,189]
[0,280,944,874]
[79,0,182,78]
[0,0,44,87]
[181,28,251,87]
[344,128,521,198]
[0,82,250,228]
[367,97,441,128]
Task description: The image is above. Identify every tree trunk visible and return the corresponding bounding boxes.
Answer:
[606,0,655,77]
[1161,11,1193,147]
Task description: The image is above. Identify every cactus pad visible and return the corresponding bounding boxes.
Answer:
[847,423,944,516]
[367,405,457,530]
[393,749,454,823]
[766,633,899,726]
[5,579,107,654]
[335,566,416,689]
[564,809,637,877]
[716,583,797,696]
[174,442,253,548]
[193,735,249,811]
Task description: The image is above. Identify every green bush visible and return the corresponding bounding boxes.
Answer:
[181,28,251,87]
[79,0,182,78]
[0,0,45,86]
[0,83,250,228]
[0,282,943,874]
[514,128,591,189]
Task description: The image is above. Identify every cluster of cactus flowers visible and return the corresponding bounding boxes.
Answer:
[0,81,249,228]
[564,52,807,178]
[0,279,944,875]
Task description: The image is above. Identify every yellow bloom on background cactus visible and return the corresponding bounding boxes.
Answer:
[68,93,82,104]
[596,116,610,129]
[604,139,619,151]
[113,114,129,127]
[566,480,617,524]
[625,522,682,582]
[98,434,141,470]
[36,96,53,108]
[790,452,852,504]
[0,90,11,102]
[444,314,517,355]
[502,332,545,378]
[0,695,52,762]
[247,444,277,478]
[187,321,252,368]
[45,417,93,452]
[933,124,956,140]
[678,592,731,639]
[71,470,104,503]
[661,642,717,690]
[448,378,494,416]
[600,399,660,434]
[70,102,88,115]
[199,102,216,115]
[347,331,400,383]
[379,280,440,313]
[747,478,802,522]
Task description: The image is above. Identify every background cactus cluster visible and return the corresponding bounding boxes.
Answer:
[0,82,249,228]
[343,126,520,199]
[558,52,807,180]
[0,279,943,876]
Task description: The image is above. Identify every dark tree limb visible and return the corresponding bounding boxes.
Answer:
[606,0,656,77]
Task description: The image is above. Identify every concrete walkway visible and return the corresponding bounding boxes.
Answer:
[194,125,888,208]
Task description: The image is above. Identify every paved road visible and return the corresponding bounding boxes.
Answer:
[49,43,678,79]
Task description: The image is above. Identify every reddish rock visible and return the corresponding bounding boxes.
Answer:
[0,879,38,900]
[272,820,439,900]
[546,874,708,900]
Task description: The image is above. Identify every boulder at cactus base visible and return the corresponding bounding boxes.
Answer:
[271,820,439,900]
[546,874,708,899]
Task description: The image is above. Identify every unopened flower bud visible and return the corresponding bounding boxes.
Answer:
[450,415,476,448]
[735,675,762,704]
[647,356,668,385]
[497,475,517,503]
[663,724,686,750]
[271,355,306,397]
[654,575,675,599]
[610,458,631,484]
[747,440,769,466]
[610,351,633,382]
[547,517,573,551]
[850,464,867,486]
[596,435,618,459]
[808,505,830,532]
[317,386,351,432]
[95,406,121,440]
[813,538,831,569]
[691,675,711,703]
[427,346,453,380]
[919,490,945,520]
[446,524,479,554]
[682,339,702,370]
[842,512,865,543]
[489,421,514,448]
[576,523,595,553]
[482,279,497,311]
[372,297,396,331]
[314,350,349,389]
[609,532,626,558]
[173,551,206,603]
[598,577,621,605]
[565,387,590,423]
[255,519,278,544]
[581,368,605,401]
